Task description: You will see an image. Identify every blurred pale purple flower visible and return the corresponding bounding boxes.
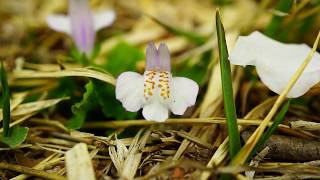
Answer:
[116,43,199,122]
[229,31,320,98]
[46,0,115,55]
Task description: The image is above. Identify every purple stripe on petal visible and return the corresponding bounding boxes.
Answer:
[146,42,159,70]
[158,43,171,72]
[69,0,95,54]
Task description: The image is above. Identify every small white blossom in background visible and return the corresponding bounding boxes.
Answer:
[229,31,320,98]
[46,0,115,55]
[116,43,199,122]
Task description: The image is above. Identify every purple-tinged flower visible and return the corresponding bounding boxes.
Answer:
[116,43,199,122]
[46,0,115,55]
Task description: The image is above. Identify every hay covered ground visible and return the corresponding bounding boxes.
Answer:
[0,0,320,179]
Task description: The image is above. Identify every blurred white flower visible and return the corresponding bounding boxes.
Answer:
[46,0,115,55]
[229,31,320,98]
[116,43,199,122]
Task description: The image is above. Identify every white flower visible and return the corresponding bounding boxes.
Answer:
[229,31,320,98]
[116,43,199,122]
[46,0,115,54]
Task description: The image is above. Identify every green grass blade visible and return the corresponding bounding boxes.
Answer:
[247,100,290,161]
[0,61,10,137]
[216,10,241,158]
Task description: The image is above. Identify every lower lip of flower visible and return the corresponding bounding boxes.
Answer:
[143,70,171,101]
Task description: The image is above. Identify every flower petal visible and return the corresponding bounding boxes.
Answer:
[93,10,116,31]
[256,65,320,98]
[116,72,144,112]
[142,101,169,122]
[158,43,171,71]
[69,0,95,54]
[46,15,71,34]
[146,42,159,70]
[169,77,199,115]
[229,31,320,97]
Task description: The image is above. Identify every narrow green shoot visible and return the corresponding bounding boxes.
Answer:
[0,61,10,137]
[216,10,241,158]
[247,100,290,161]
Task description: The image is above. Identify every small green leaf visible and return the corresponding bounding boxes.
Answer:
[216,10,241,158]
[70,48,90,65]
[90,43,102,61]
[0,61,10,137]
[104,42,144,76]
[148,15,206,45]
[247,100,290,161]
[1,126,28,148]
[67,81,95,129]
[67,111,87,129]
[92,79,137,120]
[49,77,79,99]
[68,77,138,129]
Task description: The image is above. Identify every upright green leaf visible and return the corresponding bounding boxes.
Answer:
[0,61,10,137]
[1,126,29,148]
[216,10,241,158]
